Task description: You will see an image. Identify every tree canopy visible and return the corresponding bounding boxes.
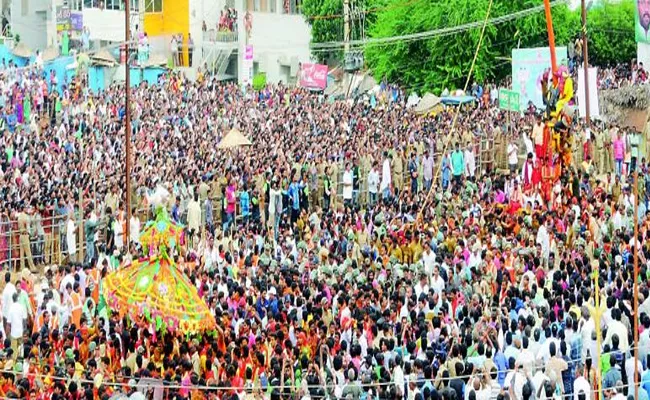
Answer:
[301,0,635,93]
[584,0,636,67]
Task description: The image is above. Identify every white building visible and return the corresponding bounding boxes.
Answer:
[10,0,140,51]
[10,0,312,85]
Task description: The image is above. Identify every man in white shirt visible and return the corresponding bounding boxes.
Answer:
[508,141,519,174]
[573,366,591,400]
[187,192,202,248]
[1,272,15,333]
[536,219,550,266]
[342,163,354,207]
[422,245,436,276]
[423,150,434,191]
[7,293,26,359]
[465,146,476,178]
[368,163,380,207]
[380,152,392,200]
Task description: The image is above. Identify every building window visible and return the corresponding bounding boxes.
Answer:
[145,0,162,13]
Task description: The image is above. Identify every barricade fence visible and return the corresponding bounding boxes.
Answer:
[0,142,506,269]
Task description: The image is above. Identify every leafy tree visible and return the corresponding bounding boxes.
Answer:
[364,0,578,94]
[584,0,635,67]
[302,0,635,91]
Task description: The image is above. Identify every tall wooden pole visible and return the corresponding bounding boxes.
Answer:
[542,0,558,81]
[125,1,132,244]
[580,0,590,123]
[634,166,640,400]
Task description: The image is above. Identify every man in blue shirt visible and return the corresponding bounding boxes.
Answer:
[239,184,251,225]
[5,106,17,133]
[451,143,465,187]
[171,196,181,223]
[288,175,302,226]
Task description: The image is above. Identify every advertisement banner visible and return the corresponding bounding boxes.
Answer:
[242,45,253,86]
[299,63,328,90]
[637,0,650,43]
[56,6,71,32]
[577,67,600,118]
[512,47,568,110]
[70,12,83,31]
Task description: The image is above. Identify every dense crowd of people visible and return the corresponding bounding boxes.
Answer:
[0,57,648,400]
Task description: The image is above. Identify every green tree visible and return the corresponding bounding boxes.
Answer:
[364,0,578,94]
[584,0,635,67]
[302,0,387,63]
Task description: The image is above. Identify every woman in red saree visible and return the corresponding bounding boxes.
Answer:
[509,181,523,215]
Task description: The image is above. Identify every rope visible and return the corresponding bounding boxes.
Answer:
[3,341,647,393]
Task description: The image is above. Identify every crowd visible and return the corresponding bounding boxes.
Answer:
[0,57,647,400]
[218,8,239,33]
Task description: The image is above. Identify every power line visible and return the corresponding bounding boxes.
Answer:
[309,0,569,50]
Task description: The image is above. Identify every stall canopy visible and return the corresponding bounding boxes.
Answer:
[12,43,31,59]
[440,95,477,106]
[217,128,252,149]
[414,93,442,114]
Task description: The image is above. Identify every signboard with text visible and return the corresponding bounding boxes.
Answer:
[56,6,71,32]
[299,63,328,90]
[498,89,520,112]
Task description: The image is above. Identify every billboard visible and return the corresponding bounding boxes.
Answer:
[71,12,83,31]
[299,63,328,90]
[637,0,650,43]
[512,47,568,110]
[56,6,71,32]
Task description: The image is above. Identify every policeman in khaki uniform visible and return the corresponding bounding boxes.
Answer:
[493,125,505,170]
[603,126,615,174]
[330,161,339,209]
[17,204,35,270]
[593,126,607,174]
[392,149,404,194]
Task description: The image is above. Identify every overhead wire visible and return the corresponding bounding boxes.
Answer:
[250,0,567,55]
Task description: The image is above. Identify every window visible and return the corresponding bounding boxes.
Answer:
[145,0,162,13]
[105,0,124,10]
[21,0,28,15]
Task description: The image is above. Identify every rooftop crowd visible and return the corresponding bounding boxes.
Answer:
[0,57,647,400]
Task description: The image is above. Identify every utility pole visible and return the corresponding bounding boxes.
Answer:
[580,0,590,123]
[125,0,132,245]
[343,0,350,53]
[139,0,145,33]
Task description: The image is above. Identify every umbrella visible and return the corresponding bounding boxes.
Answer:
[42,46,60,62]
[102,253,216,334]
[12,43,31,59]
[217,128,252,149]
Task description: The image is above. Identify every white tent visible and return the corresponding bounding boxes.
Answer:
[217,129,252,149]
[413,93,442,115]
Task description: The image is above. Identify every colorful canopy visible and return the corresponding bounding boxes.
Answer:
[139,208,184,255]
[102,254,216,334]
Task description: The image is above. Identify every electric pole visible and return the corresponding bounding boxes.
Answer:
[343,0,350,53]
[581,0,590,123]
[125,0,132,244]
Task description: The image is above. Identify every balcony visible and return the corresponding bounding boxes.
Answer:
[204,30,238,43]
